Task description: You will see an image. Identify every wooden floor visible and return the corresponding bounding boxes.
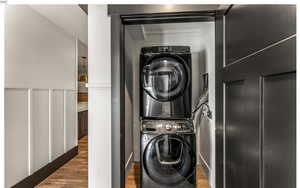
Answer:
[36,136,88,188]
[36,136,209,188]
[125,162,210,188]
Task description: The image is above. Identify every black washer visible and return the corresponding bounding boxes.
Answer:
[141,120,196,188]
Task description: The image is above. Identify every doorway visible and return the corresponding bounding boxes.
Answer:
[111,9,221,188]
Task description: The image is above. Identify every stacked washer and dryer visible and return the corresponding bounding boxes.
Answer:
[140,46,196,188]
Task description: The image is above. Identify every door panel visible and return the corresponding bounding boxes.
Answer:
[263,72,296,188]
[225,5,296,64]
[225,80,259,188]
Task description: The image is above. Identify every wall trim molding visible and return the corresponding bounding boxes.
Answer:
[12,146,78,188]
[63,90,67,153]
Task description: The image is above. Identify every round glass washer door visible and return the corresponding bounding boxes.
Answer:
[143,134,196,186]
[143,55,190,101]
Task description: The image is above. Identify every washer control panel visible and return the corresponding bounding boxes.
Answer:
[141,120,194,134]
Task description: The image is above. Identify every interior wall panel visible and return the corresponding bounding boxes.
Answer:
[263,72,296,188]
[5,89,29,188]
[51,90,64,160]
[66,90,77,151]
[31,89,50,172]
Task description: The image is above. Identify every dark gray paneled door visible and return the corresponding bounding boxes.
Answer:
[217,5,296,188]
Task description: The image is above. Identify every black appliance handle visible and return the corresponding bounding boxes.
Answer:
[155,138,183,165]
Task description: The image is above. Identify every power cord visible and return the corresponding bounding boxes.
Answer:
[192,102,212,120]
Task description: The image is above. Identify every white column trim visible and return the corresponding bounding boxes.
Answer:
[75,38,78,92]
[75,38,78,146]
[63,90,67,153]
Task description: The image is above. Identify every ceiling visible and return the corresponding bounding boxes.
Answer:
[29,5,88,45]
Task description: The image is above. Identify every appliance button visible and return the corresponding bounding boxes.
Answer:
[176,124,182,130]
[165,124,172,131]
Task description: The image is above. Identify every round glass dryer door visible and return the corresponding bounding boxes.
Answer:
[143,134,196,186]
[143,56,189,101]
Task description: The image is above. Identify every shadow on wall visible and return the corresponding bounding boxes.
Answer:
[192,49,207,111]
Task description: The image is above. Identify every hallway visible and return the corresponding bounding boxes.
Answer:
[36,136,88,188]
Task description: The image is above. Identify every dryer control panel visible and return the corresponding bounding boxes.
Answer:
[141,120,194,134]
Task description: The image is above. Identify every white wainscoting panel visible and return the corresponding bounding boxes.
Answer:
[31,89,50,172]
[65,90,77,151]
[51,90,65,160]
[5,89,29,188]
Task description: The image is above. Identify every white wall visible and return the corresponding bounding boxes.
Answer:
[5,5,76,90]
[88,5,111,188]
[29,5,88,45]
[4,5,77,187]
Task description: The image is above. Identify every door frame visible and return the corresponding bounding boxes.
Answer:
[110,6,230,188]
